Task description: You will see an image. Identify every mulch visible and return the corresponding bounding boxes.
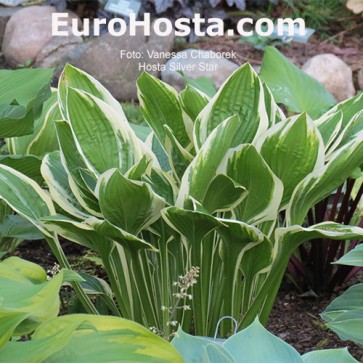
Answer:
[268,287,363,361]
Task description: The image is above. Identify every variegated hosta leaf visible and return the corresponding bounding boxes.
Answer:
[179,85,210,122]
[26,96,61,157]
[142,167,177,205]
[0,215,43,240]
[0,154,44,185]
[275,222,363,259]
[7,90,59,157]
[54,120,101,216]
[162,206,224,244]
[334,110,363,150]
[0,314,184,363]
[217,220,273,320]
[177,115,241,209]
[256,113,324,208]
[287,132,363,225]
[58,64,124,118]
[96,168,165,236]
[323,111,363,160]
[315,110,342,152]
[42,151,90,220]
[320,93,363,132]
[0,256,63,335]
[59,87,146,175]
[202,174,247,214]
[262,83,286,127]
[164,124,194,182]
[42,215,106,250]
[0,164,55,237]
[86,216,158,252]
[137,72,192,150]
[194,63,269,150]
[224,144,283,224]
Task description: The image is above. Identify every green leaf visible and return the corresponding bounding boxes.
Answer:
[77,272,119,316]
[59,64,123,116]
[287,133,363,225]
[276,223,363,259]
[178,115,241,208]
[162,206,224,244]
[0,257,63,335]
[223,319,303,363]
[7,90,59,157]
[179,85,209,121]
[0,164,55,237]
[164,124,194,182]
[54,120,101,216]
[324,310,363,345]
[302,348,358,363]
[0,215,43,240]
[257,113,324,207]
[322,283,363,323]
[87,216,158,252]
[320,93,363,131]
[61,87,145,175]
[42,151,90,220]
[0,155,43,185]
[302,348,359,363]
[0,312,29,350]
[0,68,53,137]
[130,123,152,141]
[315,110,342,151]
[335,244,363,266]
[42,214,105,250]
[32,314,185,363]
[194,63,268,148]
[171,327,235,363]
[137,72,191,150]
[225,144,283,224]
[181,72,217,98]
[260,46,336,118]
[203,174,247,214]
[97,168,165,235]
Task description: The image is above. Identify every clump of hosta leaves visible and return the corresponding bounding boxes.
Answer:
[0,61,362,341]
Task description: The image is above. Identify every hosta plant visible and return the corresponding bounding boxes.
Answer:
[0,63,363,338]
[0,256,183,363]
[260,46,363,293]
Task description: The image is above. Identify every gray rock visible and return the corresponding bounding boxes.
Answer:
[302,54,355,102]
[0,7,21,47]
[35,33,83,69]
[2,6,79,68]
[68,29,174,101]
[358,69,363,91]
[161,49,239,92]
